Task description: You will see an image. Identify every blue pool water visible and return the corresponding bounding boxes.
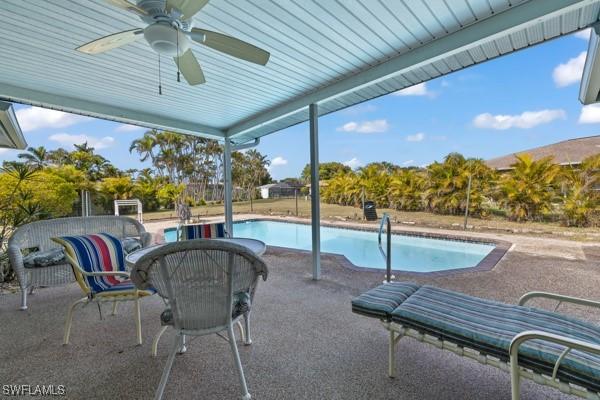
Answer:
[165,220,495,273]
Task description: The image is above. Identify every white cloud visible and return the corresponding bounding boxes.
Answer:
[472,109,566,130]
[578,104,600,124]
[49,133,115,150]
[406,132,425,142]
[574,29,591,40]
[270,156,288,167]
[553,52,586,87]
[15,106,90,132]
[402,160,415,166]
[115,124,144,132]
[394,82,429,96]
[336,119,389,133]
[343,157,363,169]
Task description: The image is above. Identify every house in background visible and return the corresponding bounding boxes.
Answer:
[486,135,600,171]
[258,182,303,199]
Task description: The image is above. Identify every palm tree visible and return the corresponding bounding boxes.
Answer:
[424,153,494,216]
[17,146,49,168]
[322,172,361,206]
[129,130,157,164]
[47,148,71,165]
[561,154,600,226]
[498,153,560,221]
[388,169,424,211]
[73,142,94,153]
[357,164,391,206]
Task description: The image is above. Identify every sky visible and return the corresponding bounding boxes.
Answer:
[1,29,599,180]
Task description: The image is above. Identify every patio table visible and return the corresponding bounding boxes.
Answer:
[125,237,267,268]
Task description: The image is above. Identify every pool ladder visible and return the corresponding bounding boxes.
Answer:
[378,213,393,283]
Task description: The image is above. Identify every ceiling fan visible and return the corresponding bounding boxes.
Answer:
[76,0,270,86]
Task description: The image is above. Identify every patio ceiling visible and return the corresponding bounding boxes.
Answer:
[0,0,598,142]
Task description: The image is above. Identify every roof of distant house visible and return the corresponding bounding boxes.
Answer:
[258,182,293,189]
[486,135,600,170]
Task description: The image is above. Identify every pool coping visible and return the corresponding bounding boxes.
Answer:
[161,218,513,277]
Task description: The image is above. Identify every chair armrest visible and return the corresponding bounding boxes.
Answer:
[519,291,600,310]
[140,232,152,247]
[510,330,600,357]
[7,244,26,288]
[510,330,600,381]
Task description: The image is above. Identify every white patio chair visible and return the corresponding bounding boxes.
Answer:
[131,239,268,400]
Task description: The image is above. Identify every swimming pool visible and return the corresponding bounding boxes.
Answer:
[165,220,496,273]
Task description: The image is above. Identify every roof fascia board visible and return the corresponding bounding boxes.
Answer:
[226,0,589,138]
[0,83,225,138]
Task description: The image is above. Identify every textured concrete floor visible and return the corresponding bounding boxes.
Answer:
[1,245,599,399]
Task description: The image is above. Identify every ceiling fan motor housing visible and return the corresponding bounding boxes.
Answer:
[144,22,190,56]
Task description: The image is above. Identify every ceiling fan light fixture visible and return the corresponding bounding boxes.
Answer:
[143,23,189,56]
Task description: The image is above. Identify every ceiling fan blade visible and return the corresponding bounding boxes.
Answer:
[174,49,206,85]
[105,0,148,16]
[76,29,144,54]
[166,0,209,19]
[190,28,270,66]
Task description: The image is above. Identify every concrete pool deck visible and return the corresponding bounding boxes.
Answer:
[1,229,599,399]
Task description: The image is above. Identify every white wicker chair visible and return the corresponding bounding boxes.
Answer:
[131,239,268,400]
[8,216,152,310]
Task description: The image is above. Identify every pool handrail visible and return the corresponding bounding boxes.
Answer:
[378,213,392,282]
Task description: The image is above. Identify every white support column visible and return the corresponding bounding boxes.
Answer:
[223,138,234,236]
[309,103,321,280]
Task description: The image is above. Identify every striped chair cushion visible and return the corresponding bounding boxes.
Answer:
[351,282,420,319]
[182,223,226,240]
[391,285,600,392]
[52,233,131,294]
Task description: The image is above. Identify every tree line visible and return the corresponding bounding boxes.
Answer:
[319,152,600,227]
[0,131,272,281]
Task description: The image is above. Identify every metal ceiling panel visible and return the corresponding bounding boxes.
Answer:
[0,0,597,143]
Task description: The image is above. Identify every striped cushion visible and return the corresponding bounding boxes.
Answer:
[182,223,226,240]
[391,286,600,392]
[351,282,420,319]
[52,233,129,294]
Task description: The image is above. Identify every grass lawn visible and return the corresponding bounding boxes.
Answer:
[139,198,600,242]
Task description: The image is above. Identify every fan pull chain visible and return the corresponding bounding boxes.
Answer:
[158,54,163,95]
[176,30,181,83]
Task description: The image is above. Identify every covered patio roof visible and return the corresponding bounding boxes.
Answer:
[0,0,598,142]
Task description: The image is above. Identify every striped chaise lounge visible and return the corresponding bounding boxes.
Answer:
[352,282,600,400]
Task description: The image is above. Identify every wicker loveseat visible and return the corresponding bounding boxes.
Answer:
[8,216,152,310]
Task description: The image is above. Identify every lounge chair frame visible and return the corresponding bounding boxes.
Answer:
[61,250,153,346]
[381,290,600,400]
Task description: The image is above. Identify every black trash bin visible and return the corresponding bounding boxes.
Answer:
[363,201,378,221]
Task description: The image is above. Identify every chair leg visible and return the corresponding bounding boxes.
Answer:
[236,320,246,344]
[111,301,118,316]
[510,355,521,400]
[388,330,396,378]
[152,326,169,357]
[20,287,28,310]
[243,312,252,345]
[29,286,35,295]
[63,297,87,345]
[134,297,142,345]
[228,324,251,400]
[178,335,187,354]
[154,334,180,400]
